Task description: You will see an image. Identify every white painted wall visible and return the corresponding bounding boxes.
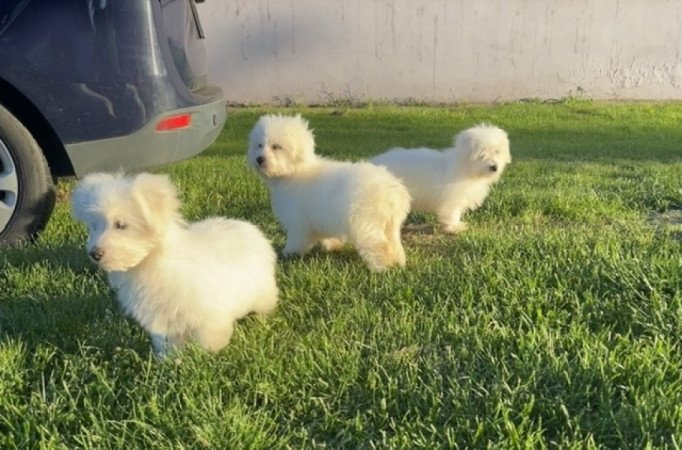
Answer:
[197,0,682,104]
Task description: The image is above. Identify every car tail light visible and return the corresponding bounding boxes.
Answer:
[155,114,192,131]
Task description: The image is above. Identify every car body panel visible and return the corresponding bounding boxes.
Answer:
[65,98,226,177]
[0,0,225,175]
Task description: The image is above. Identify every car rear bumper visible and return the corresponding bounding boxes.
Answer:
[64,97,226,177]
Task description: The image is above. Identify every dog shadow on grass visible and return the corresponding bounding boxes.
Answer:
[0,243,149,358]
[274,222,452,270]
[276,245,365,268]
[274,221,460,269]
[1,241,88,269]
[0,292,117,353]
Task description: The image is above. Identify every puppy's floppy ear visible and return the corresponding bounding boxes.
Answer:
[294,113,308,128]
[71,172,117,220]
[294,114,314,137]
[131,173,180,233]
[291,114,316,160]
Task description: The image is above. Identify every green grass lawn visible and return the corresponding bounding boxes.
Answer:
[1,102,681,448]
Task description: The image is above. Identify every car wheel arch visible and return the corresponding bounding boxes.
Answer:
[0,76,74,179]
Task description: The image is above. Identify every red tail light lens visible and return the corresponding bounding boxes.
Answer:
[155,114,192,131]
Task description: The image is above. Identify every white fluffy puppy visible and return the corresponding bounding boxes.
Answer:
[248,114,410,271]
[372,124,511,233]
[71,172,279,356]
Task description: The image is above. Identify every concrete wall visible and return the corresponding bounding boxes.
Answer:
[197,0,682,104]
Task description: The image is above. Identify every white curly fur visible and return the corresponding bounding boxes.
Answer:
[372,124,511,233]
[247,114,411,271]
[71,172,279,356]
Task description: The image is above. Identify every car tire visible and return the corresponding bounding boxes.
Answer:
[0,104,55,245]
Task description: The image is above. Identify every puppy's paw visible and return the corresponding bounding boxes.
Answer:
[196,322,234,352]
[357,241,405,272]
[320,237,345,252]
[282,239,313,258]
[442,221,468,234]
[150,333,185,359]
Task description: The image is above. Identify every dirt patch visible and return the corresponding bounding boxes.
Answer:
[402,224,438,235]
[650,209,682,226]
[56,179,76,204]
[400,223,455,247]
[649,209,682,239]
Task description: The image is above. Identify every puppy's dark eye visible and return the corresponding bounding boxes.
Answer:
[272,144,282,151]
[257,143,263,149]
[114,220,128,230]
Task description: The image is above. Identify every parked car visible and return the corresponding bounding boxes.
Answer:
[0,0,226,244]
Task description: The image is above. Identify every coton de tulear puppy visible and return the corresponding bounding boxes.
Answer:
[71,172,279,356]
[247,114,411,271]
[372,124,511,233]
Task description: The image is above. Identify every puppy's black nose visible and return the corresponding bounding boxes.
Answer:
[89,247,104,262]
[489,164,498,173]
[256,156,265,166]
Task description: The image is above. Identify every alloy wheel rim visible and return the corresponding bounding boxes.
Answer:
[0,138,19,233]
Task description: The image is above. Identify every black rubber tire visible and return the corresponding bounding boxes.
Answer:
[0,104,55,245]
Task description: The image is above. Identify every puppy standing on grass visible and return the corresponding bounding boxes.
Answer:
[372,124,511,233]
[248,114,411,271]
[71,172,279,357]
